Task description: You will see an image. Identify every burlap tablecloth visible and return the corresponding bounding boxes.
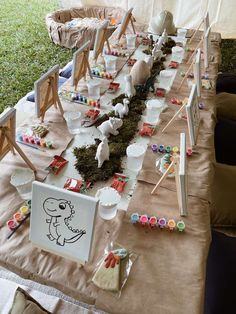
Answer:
[0,34,221,313]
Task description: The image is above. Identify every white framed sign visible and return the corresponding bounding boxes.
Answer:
[176,132,188,217]
[30,181,98,264]
[203,26,211,69]
[193,48,201,97]
[186,84,200,146]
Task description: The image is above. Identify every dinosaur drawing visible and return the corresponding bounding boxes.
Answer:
[43,197,86,246]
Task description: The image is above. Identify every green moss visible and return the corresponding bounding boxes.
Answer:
[73,47,165,183]
[219,39,236,74]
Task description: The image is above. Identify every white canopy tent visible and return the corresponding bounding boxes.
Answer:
[60,0,236,38]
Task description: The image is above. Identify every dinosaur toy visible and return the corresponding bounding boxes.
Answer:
[43,198,86,246]
[135,71,158,93]
[114,98,130,119]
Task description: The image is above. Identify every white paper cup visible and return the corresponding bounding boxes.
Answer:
[126,144,146,172]
[10,168,35,200]
[87,79,101,99]
[177,28,187,38]
[126,34,137,49]
[146,99,164,124]
[96,187,121,220]
[104,55,117,72]
[64,111,81,134]
[171,46,184,62]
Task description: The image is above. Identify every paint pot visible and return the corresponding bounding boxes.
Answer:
[158,217,167,229]
[7,219,19,231]
[149,216,157,227]
[13,212,25,222]
[126,143,146,172]
[104,55,117,72]
[20,206,30,216]
[96,187,121,220]
[87,79,101,100]
[167,219,176,231]
[126,33,137,49]
[177,220,185,232]
[140,214,148,225]
[10,168,35,200]
[131,213,140,224]
[63,111,81,135]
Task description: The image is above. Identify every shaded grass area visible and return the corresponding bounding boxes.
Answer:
[219,39,236,74]
[0,0,72,114]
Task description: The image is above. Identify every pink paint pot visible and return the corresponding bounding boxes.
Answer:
[23,135,29,143]
[158,218,167,229]
[140,214,148,225]
[13,212,24,222]
[7,219,19,231]
[149,216,157,227]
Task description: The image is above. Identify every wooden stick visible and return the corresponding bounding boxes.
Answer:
[187,38,203,65]
[162,99,188,133]
[177,59,194,91]
[130,17,136,34]
[151,160,175,195]
[188,18,204,44]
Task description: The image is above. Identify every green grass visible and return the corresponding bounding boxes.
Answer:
[0,0,73,114]
[219,39,236,74]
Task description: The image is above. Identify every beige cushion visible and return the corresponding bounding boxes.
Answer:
[211,162,236,227]
[9,287,51,314]
[215,92,236,120]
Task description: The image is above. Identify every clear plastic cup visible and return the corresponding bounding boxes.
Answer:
[146,99,164,124]
[159,70,173,89]
[126,144,146,172]
[63,111,81,134]
[96,187,121,220]
[177,28,187,38]
[10,168,35,200]
[87,79,101,100]
[171,46,184,63]
[126,34,137,49]
[104,55,117,72]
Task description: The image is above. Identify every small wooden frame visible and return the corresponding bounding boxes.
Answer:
[0,108,36,171]
[203,27,211,69]
[93,21,111,63]
[117,8,136,41]
[71,40,93,90]
[193,48,202,97]
[35,65,64,122]
[151,133,188,217]
[186,84,200,146]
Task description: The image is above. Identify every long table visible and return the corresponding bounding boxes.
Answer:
[0,30,221,313]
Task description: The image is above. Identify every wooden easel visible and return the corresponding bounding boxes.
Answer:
[0,126,36,172]
[186,37,203,65]
[73,47,93,90]
[151,132,188,217]
[188,18,204,44]
[151,154,179,195]
[162,98,188,133]
[117,8,136,41]
[177,59,195,91]
[39,75,64,123]
[93,22,111,63]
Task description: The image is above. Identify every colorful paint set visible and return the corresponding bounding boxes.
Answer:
[16,132,54,149]
[91,69,114,80]
[130,213,186,232]
[6,201,31,239]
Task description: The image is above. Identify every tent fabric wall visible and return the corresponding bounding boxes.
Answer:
[59,0,236,38]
